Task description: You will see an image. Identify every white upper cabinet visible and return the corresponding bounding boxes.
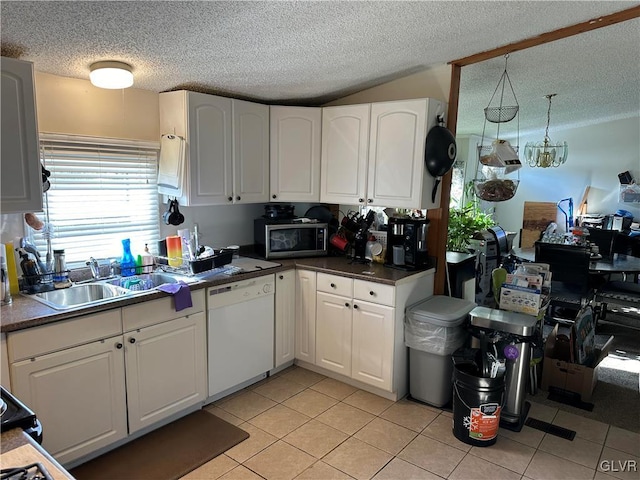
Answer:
[321,98,445,210]
[233,99,270,204]
[1,57,42,214]
[320,104,370,205]
[159,91,269,206]
[270,106,321,202]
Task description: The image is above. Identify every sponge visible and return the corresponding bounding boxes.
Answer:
[24,213,44,231]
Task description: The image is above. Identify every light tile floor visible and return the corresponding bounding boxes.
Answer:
[182,366,640,480]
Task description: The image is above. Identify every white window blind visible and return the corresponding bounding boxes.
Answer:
[34,134,161,265]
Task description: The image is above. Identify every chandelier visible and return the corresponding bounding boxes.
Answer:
[524,94,568,168]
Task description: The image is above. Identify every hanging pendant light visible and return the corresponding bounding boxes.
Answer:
[524,94,568,168]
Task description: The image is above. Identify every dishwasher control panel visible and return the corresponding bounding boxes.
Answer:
[207,274,275,309]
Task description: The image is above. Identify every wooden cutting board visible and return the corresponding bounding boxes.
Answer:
[521,201,557,248]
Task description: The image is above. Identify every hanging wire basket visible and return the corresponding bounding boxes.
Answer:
[473,55,522,202]
[484,105,518,123]
[484,54,519,124]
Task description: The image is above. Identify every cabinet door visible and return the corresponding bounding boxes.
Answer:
[270,106,321,202]
[187,92,233,205]
[320,104,370,205]
[275,270,295,368]
[351,300,394,391]
[368,99,427,208]
[125,313,206,434]
[1,333,10,391]
[295,269,316,363]
[233,99,269,204]
[316,292,352,376]
[11,338,127,464]
[1,57,42,214]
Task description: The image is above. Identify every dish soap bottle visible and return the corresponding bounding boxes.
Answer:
[120,238,136,277]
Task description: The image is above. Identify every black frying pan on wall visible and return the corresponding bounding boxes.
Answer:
[425,115,457,203]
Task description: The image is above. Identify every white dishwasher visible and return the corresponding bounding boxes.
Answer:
[207,274,275,399]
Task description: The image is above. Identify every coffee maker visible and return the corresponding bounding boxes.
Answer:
[385,217,430,270]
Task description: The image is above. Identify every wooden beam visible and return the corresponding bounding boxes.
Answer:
[450,5,640,67]
[429,64,461,295]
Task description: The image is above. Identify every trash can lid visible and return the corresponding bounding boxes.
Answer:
[408,295,477,327]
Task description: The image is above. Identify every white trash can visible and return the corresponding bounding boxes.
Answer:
[405,295,476,407]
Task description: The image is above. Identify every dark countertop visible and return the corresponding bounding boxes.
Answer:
[1,256,435,333]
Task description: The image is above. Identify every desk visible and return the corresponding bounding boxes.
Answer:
[512,248,640,281]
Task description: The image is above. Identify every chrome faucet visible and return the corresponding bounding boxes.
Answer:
[87,257,101,279]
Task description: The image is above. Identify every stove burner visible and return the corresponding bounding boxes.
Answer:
[0,462,54,480]
[0,387,42,444]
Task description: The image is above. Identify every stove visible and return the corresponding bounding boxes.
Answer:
[0,386,43,444]
[0,462,54,480]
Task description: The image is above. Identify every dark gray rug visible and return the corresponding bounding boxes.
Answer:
[70,410,249,480]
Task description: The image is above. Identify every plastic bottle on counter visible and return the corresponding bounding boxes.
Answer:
[1,245,12,305]
[52,249,68,283]
[142,244,154,273]
[5,242,20,295]
[120,238,136,277]
[166,235,183,267]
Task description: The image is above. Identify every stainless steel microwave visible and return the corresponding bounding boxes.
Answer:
[254,218,328,259]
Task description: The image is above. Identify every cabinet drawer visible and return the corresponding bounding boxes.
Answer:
[8,309,122,362]
[122,289,205,332]
[354,280,395,306]
[317,273,353,297]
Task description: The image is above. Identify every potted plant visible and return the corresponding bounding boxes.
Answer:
[447,182,495,252]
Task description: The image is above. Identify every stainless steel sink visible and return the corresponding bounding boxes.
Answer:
[31,283,132,310]
[101,272,197,291]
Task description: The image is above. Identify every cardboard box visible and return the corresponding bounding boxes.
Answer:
[541,323,613,402]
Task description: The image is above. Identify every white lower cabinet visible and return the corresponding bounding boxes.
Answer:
[315,274,394,390]
[351,300,394,390]
[309,271,435,399]
[8,290,207,465]
[9,311,127,464]
[295,269,316,363]
[124,312,206,434]
[11,337,127,463]
[275,271,296,368]
[316,291,352,376]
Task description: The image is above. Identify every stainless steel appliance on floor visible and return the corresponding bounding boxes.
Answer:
[469,226,510,307]
[468,306,540,431]
[207,274,275,401]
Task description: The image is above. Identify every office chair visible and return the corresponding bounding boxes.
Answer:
[534,242,593,323]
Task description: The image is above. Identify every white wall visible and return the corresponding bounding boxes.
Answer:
[324,64,451,106]
[481,116,640,235]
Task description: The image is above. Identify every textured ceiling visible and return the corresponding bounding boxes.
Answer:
[1,1,639,137]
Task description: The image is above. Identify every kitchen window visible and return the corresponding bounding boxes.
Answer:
[33,134,161,265]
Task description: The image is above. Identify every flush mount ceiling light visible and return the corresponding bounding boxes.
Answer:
[524,94,568,168]
[89,61,134,89]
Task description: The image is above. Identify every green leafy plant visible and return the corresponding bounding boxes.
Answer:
[447,182,495,252]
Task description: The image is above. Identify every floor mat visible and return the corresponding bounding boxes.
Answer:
[547,388,595,411]
[70,410,249,480]
[525,417,576,440]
